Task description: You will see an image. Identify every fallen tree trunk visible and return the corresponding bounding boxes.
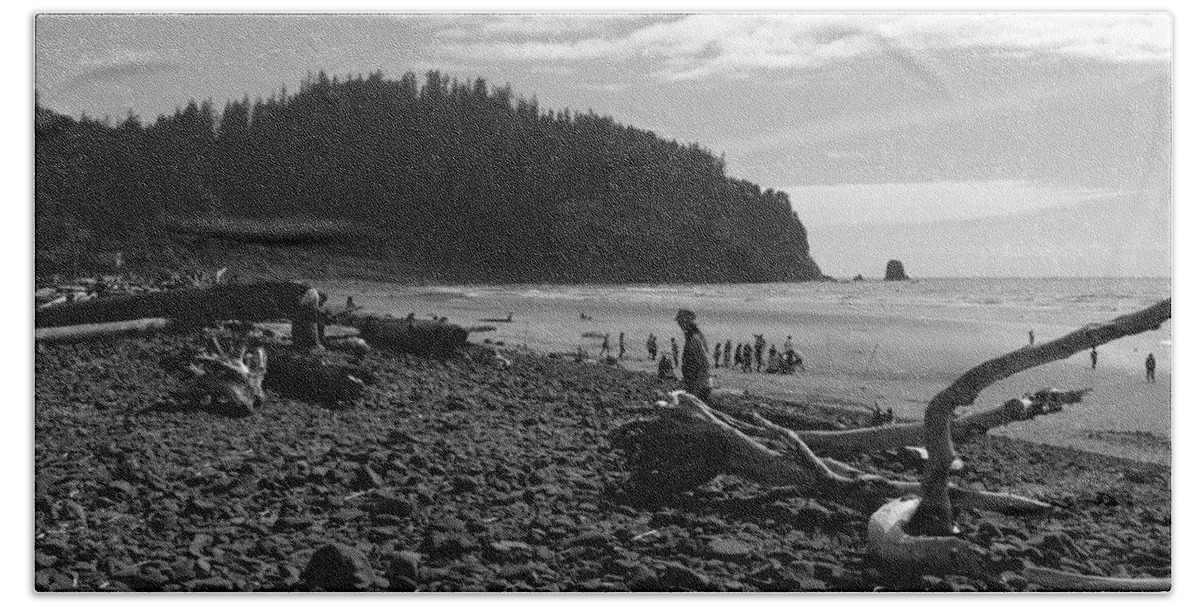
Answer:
[790,388,1090,453]
[35,281,314,328]
[332,310,469,358]
[35,318,174,343]
[909,299,1171,537]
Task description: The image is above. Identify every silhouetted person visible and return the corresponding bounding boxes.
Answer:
[671,337,680,368]
[723,339,732,368]
[1029,330,1035,345]
[657,354,675,380]
[618,332,626,360]
[677,309,711,402]
[1145,353,1156,383]
[754,335,765,372]
[599,333,612,358]
[647,334,658,361]
[1090,347,1098,370]
[713,342,722,367]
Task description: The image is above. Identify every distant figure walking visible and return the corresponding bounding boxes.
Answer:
[1090,347,1098,370]
[599,333,612,359]
[647,334,658,361]
[713,342,722,368]
[657,354,675,380]
[677,309,711,402]
[1145,353,1156,383]
[754,335,766,372]
[1029,330,1035,345]
[671,338,680,368]
[723,339,732,368]
[618,332,626,360]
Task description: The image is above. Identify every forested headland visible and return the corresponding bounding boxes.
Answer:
[36,70,825,283]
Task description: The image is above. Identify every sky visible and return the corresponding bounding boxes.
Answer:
[33,11,1172,278]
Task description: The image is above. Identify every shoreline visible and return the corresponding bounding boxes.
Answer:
[318,278,1172,466]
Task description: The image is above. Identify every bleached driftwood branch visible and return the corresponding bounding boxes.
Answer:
[793,388,1091,453]
[907,298,1171,537]
[35,318,174,343]
[614,391,1050,516]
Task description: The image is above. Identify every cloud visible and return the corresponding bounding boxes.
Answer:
[75,49,181,81]
[433,13,1170,81]
[785,179,1134,226]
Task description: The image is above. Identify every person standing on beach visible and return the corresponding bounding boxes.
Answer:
[1145,353,1156,382]
[647,334,658,361]
[671,338,680,368]
[1090,347,1098,370]
[677,309,711,402]
[723,339,732,368]
[599,333,612,359]
[657,354,675,380]
[618,332,626,360]
[754,335,765,373]
[713,342,722,368]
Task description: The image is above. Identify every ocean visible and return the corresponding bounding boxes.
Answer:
[320,277,1172,463]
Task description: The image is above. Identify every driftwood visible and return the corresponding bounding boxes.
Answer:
[1023,565,1170,592]
[35,318,174,343]
[614,299,1170,581]
[331,310,469,358]
[908,299,1171,536]
[794,388,1091,453]
[35,281,314,329]
[184,328,266,415]
[614,391,1049,516]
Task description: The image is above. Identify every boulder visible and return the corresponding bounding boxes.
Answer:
[884,260,910,281]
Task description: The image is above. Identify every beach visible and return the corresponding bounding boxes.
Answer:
[34,328,1171,591]
[318,277,1172,464]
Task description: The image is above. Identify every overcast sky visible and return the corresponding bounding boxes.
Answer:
[34,13,1172,277]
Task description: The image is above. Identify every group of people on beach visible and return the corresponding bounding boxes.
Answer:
[708,335,804,375]
[646,323,804,384]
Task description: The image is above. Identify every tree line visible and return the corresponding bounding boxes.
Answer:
[35,69,825,283]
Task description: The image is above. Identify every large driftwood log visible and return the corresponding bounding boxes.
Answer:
[908,299,1171,536]
[35,281,314,328]
[331,310,469,358]
[792,388,1090,453]
[614,391,1049,516]
[35,318,174,343]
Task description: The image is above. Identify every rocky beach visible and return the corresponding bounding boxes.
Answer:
[34,316,1170,592]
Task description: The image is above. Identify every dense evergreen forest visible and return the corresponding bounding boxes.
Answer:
[35,70,825,283]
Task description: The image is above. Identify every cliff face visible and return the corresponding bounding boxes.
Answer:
[884,260,910,281]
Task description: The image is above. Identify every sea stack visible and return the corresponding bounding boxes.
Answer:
[884,260,909,281]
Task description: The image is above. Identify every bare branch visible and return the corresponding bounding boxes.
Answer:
[910,299,1171,536]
